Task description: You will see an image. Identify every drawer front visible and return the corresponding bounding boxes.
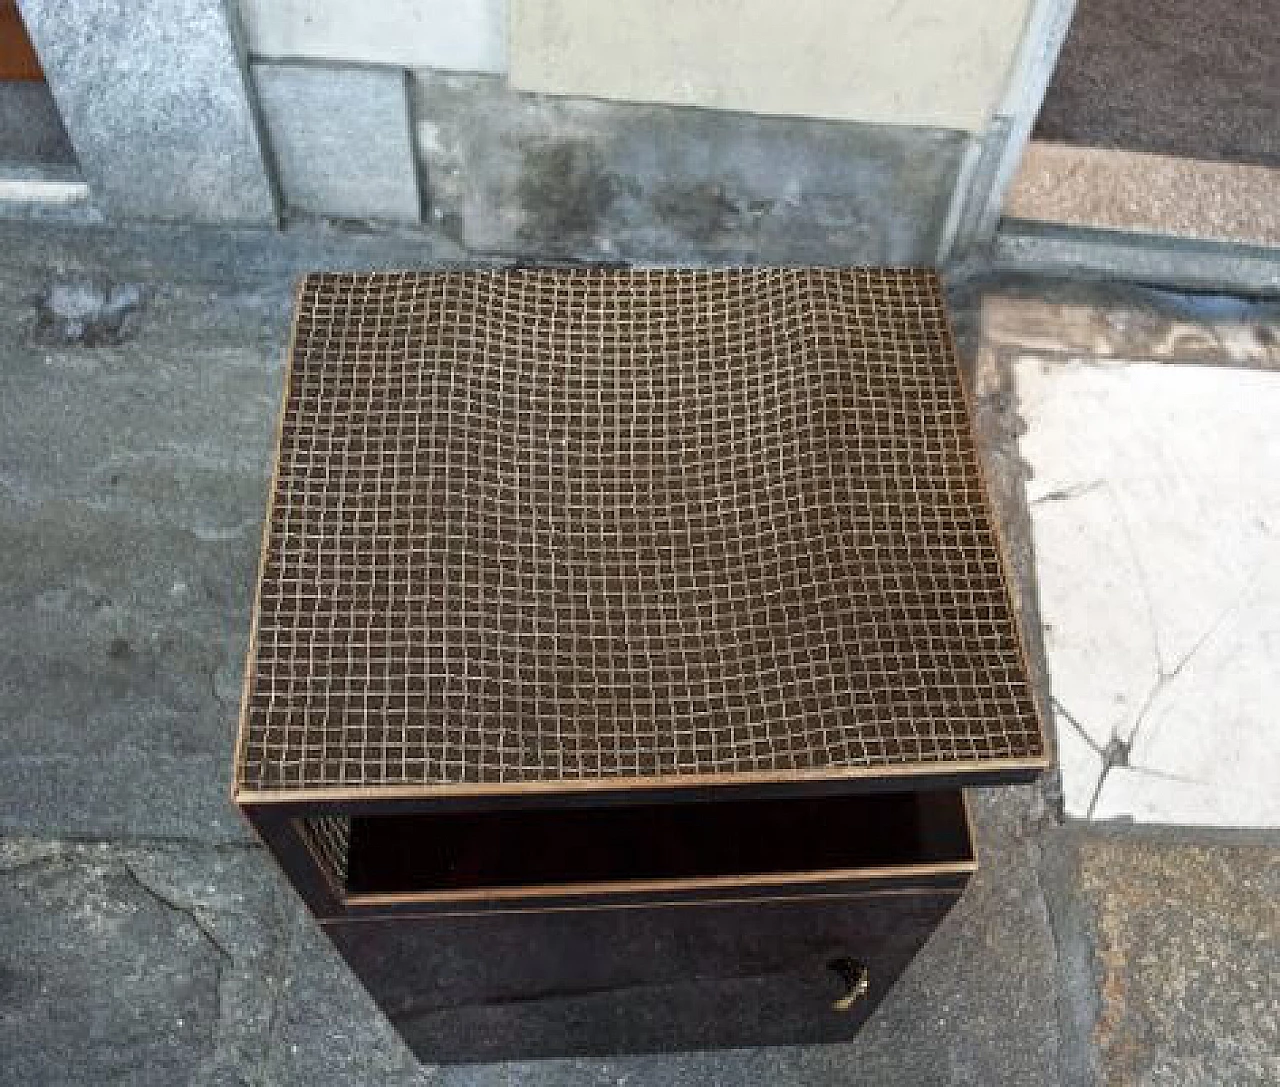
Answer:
[323,886,962,1060]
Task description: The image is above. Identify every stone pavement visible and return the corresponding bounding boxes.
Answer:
[1,222,1276,1085]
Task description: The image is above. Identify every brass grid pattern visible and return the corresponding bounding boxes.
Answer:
[297,814,351,886]
[237,268,1042,793]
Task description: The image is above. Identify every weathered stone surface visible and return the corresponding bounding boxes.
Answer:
[413,72,965,263]
[1072,834,1280,1087]
[240,0,508,74]
[0,82,77,173]
[967,286,1280,371]
[0,269,289,841]
[17,0,275,225]
[254,63,421,224]
[0,837,293,1086]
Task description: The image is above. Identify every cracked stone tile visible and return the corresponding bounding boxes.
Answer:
[0,837,292,1087]
[1048,699,1106,818]
[1017,357,1280,826]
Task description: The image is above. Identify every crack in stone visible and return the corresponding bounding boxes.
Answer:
[1085,737,1131,820]
[1050,695,1104,755]
[121,860,233,964]
[121,860,232,1061]
[1126,763,1197,785]
[118,860,232,1065]
[210,660,238,708]
[1032,479,1105,506]
[1051,698,1140,819]
[1126,571,1257,752]
[1104,483,1165,674]
[4,831,260,851]
[1027,829,1073,1085]
[0,851,64,877]
[1078,568,1259,818]
[1075,481,1265,818]
[1054,697,1194,817]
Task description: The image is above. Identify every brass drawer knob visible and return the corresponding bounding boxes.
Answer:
[829,958,870,1012]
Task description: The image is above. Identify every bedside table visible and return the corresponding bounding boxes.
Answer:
[234,267,1047,1060]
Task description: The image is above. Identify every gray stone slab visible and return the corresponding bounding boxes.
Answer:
[0,219,466,291]
[0,82,77,174]
[413,72,965,264]
[0,270,289,841]
[262,908,434,1087]
[241,0,508,74]
[1054,831,1280,1086]
[0,837,293,1087]
[254,63,421,224]
[994,222,1280,296]
[17,0,276,225]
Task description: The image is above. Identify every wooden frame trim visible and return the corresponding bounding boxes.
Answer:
[320,883,967,922]
[234,754,1047,807]
[340,860,976,911]
[231,276,305,801]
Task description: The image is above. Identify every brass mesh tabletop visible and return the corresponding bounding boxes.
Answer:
[235,268,1045,800]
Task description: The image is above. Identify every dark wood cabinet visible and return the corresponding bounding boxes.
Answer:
[236,269,1046,1062]
[245,787,976,1060]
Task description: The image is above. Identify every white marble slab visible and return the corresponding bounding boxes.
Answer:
[1017,358,1280,827]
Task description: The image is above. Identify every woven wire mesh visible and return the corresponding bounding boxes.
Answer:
[296,815,351,886]
[237,268,1042,793]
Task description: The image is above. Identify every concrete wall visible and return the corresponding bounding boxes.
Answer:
[413,73,965,264]
[236,0,1031,132]
[510,0,1033,132]
[235,1,1014,260]
[15,0,1044,259]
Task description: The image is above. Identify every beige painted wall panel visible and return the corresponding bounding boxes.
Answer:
[510,0,1030,132]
